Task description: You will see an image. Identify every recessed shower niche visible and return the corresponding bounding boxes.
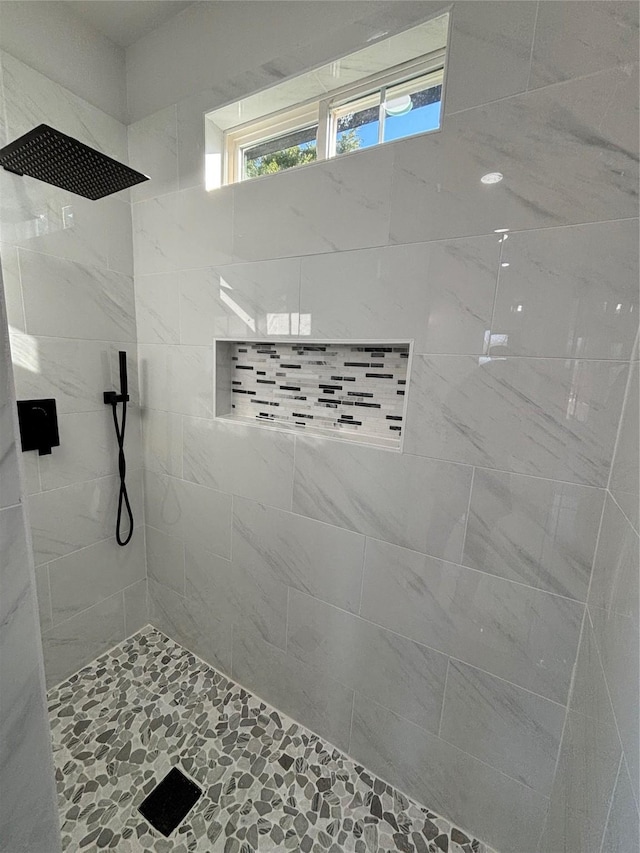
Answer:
[214,339,413,449]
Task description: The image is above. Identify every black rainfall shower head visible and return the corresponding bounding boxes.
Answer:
[0,124,149,200]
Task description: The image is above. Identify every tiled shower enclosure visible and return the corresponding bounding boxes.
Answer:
[0,2,638,853]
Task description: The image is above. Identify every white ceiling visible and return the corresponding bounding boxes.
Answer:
[64,1,193,48]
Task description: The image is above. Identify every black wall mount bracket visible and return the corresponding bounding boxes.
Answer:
[17,398,60,456]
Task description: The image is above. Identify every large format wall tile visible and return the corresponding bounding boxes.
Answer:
[350,694,548,853]
[300,237,499,355]
[232,497,365,612]
[490,220,639,359]
[48,531,145,624]
[287,589,448,733]
[19,250,136,342]
[589,494,639,617]
[390,66,638,245]
[540,710,622,853]
[231,625,354,752]
[529,1,639,89]
[405,354,628,486]
[445,1,537,114]
[140,408,183,477]
[185,541,288,649]
[143,470,232,559]
[133,186,233,275]
[123,578,148,638]
[28,471,143,565]
[233,145,393,261]
[42,589,126,687]
[148,578,232,673]
[601,762,640,853]
[361,538,583,704]
[135,272,181,344]
[463,468,605,600]
[609,357,639,530]
[439,661,564,795]
[146,525,185,595]
[293,438,472,561]
[128,105,178,203]
[183,416,295,510]
[138,344,213,417]
[180,258,301,343]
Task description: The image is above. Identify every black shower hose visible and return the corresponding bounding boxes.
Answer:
[109,396,134,546]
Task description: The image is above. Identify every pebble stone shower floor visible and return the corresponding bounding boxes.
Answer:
[48,627,496,853]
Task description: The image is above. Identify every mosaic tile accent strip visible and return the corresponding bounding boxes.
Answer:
[222,341,410,447]
[49,627,497,853]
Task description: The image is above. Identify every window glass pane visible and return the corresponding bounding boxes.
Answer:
[333,98,380,156]
[243,124,318,178]
[382,79,442,143]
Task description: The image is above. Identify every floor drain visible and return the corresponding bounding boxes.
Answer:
[138,767,203,837]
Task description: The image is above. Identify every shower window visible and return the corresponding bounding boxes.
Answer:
[206,12,449,189]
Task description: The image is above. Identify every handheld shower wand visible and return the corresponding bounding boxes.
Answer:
[104,352,134,546]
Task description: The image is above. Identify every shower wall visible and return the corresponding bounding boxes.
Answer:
[0,50,147,686]
[0,268,60,851]
[130,3,639,851]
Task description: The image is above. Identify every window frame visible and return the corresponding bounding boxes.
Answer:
[223,48,446,185]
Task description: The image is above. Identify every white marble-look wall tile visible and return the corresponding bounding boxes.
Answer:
[37,410,120,491]
[10,334,112,414]
[123,578,148,638]
[463,469,605,600]
[440,660,565,795]
[361,538,583,704]
[589,493,639,618]
[128,105,178,203]
[138,343,213,417]
[148,578,232,674]
[292,437,472,562]
[146,525,185,595]
[0,173,133,273]
[529,1,639,90]
[185,542,288,650]
[143,470,231,559]
[48,531,145,624]
[140,408,183,477]
[233,145,393,262]
[232,496,365,613]
[28,470,143,565]
[405,354,628,487]
[490,221,639,359]
[540,709,622,853]
[0,50,127,161]
[350,694,548,853]
[0,243,25,332]
[0,309,20,510]
[444,1,537,114]
[41,589,126,688]
[179,258,301,343]
[390,66,638,245]
[287,589,448,734]
[132,186,233,275]
[601,762,640,853]
[135,272,180,345]
[300,236,499,354]
[590,603,639,806]
[231,624,354,752]
[18,250,136,342]
[182,415,295,510]
[34,564,52,632]
[609,357,639,530]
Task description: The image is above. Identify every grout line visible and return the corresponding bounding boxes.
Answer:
[437,658,450,738]
[357,537,368,616]
[607,487,639,535]
[599,753,624,853]
[584,494,608,610]
[460,466,475,562]
[525,1,540,92]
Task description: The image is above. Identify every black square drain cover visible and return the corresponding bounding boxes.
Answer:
[138,767,202,836]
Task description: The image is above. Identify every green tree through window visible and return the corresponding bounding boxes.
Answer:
[244,128,361,178]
